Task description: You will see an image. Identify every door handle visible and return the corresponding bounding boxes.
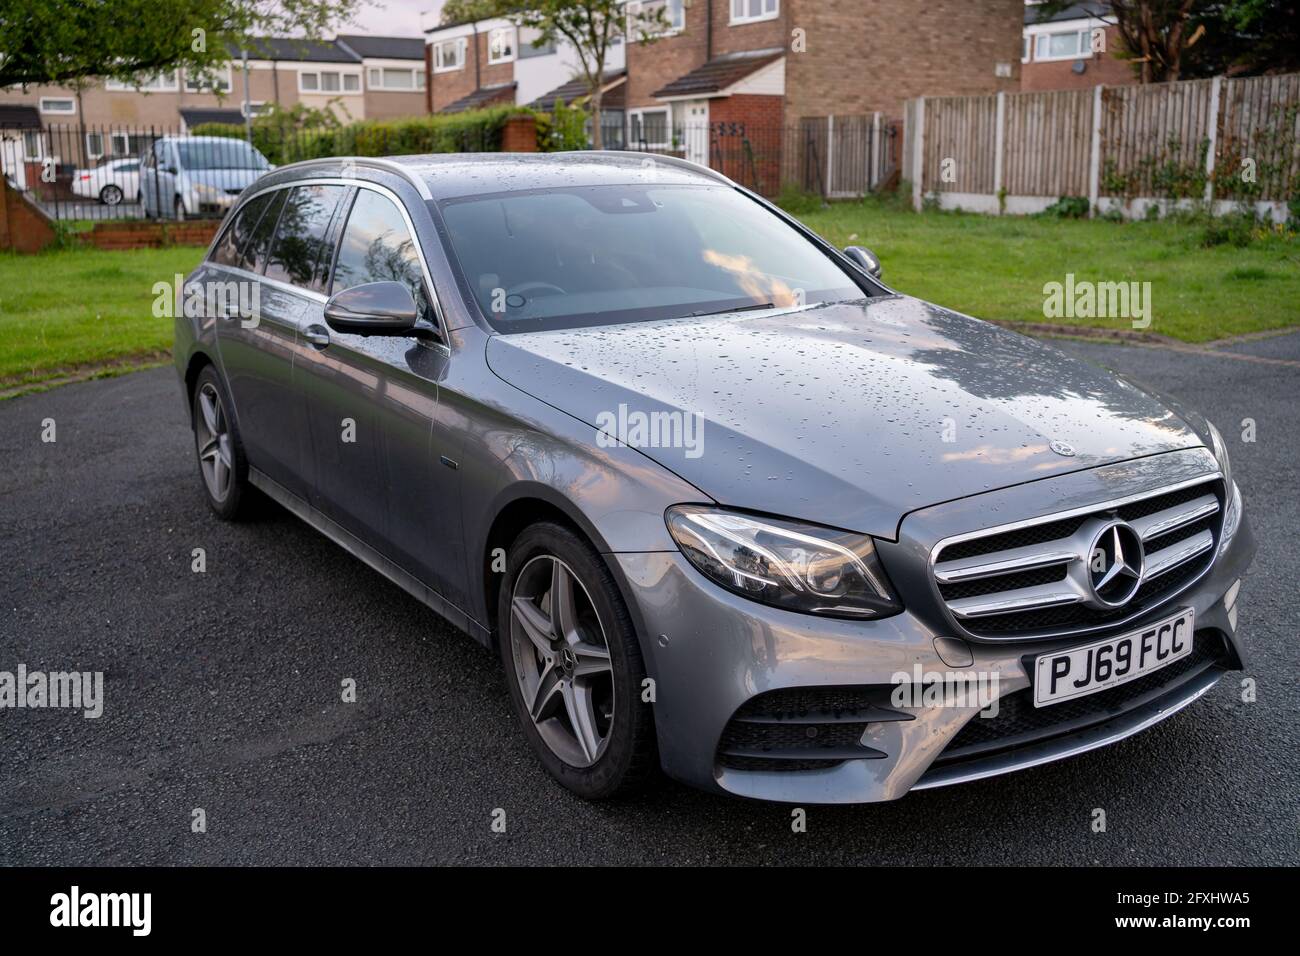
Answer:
[304,326,330,348]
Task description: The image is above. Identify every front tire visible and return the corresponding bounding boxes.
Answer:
[498,522,657,799]
[173,195,187,221]
[191,366,252,520]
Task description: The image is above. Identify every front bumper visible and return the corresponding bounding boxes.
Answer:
[612,452,1255,804]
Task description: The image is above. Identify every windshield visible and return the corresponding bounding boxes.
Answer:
[176,140,269,171]
[437,184,866,333]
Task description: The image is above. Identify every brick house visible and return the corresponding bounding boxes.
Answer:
[1021,2,1135,91]
[426,1,1023,192]
[0,35,426,173]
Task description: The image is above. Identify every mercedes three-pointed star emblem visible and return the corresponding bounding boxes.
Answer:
[1085,520,1145,608]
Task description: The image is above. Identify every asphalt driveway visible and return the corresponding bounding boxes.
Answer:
[2,333,1297,865]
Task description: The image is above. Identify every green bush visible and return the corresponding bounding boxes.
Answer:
[192,105,548,165]
[774,183,824,215]
[1040,195,1091,219]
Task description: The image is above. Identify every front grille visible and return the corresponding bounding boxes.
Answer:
[716,685,911,774]
[933,631,1227,767]
[932,477,1224,641]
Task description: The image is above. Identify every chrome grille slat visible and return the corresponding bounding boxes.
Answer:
[934,545,1079,583]
[929,475,1224,641]
[949,583,1083,619]
[1132,494,1219,542]
[1144,528,1214,579]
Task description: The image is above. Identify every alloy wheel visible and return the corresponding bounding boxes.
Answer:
[101,185,123,206]
[508,555,615,768]
[195,383,234,503]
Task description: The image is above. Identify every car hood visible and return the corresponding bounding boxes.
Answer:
[484,296,1206,538]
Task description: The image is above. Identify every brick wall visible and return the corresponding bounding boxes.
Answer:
[1021,25,1135,91]
[0,179,56,253]
[430,30,515,111]
[708,94,785,193]
[83,220,220,251]
[785,0,1024,122]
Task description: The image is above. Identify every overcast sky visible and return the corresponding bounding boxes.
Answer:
[343,0,443,37]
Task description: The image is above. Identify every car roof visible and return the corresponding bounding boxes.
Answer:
[272,151,731,201]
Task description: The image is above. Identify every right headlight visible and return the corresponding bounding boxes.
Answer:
[665,505,902,619]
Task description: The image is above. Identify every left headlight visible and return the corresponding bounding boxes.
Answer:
[1206,422,1243,552]
[665,505,902,619]
[1206,421,1233,488]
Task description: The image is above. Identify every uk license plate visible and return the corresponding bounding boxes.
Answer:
[1032,608,1194,707]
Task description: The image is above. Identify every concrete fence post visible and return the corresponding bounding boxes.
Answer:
[1088,84,1103,217]
[870,111,881,191]
[993,91,1006,211]
[825,114,835,197]
[912,97,925,212]
[1204,75,1223,205]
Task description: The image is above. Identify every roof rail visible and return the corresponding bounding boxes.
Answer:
[271,155,433,200]
[565,150,735,187]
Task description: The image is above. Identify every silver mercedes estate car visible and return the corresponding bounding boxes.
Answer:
[174,153,1254,803]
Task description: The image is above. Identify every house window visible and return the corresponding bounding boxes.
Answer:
[730,0,778,24]
[488,27,515,64]
[1022,35,1030,62]
[629,108,670,149]
[86,132,104,159]
[106,133,152,157]
[518,27,558,58]
[22,131,43,161]
[184,65,233,93]
[368,67,425,90]
[105,71,178,92]
[300,70,362,93]
[632,0,686,35]
[1034,29,1093,61]
[433,37,466,72]
[39,97,76,115]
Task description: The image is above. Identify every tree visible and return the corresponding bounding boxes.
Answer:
[441,0,668,149]
[1034,0,1300,83]
[0,0,364,89]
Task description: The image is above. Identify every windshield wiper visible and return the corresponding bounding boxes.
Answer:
[686,301,776,318]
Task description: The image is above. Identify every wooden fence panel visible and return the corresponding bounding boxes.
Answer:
[925,94,998,194]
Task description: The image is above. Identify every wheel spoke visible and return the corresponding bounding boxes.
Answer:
[511,596,553,657]
[212,454,228,495]
[199,438,219,461]
[562,681,602,763]
[572,640,612,678]
[198,389,219,437]
[528,663,563,722]
[550,559,578,642]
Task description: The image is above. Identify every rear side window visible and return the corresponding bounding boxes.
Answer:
[332,188,431,320]
[264,184,345,291]
[209,192,273,268]
[240,188,288,274]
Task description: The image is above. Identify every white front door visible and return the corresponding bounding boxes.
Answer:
[1,135,28,190]
[681,100,709,166]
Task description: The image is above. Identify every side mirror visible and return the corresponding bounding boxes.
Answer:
[843,245,882,280]
[165,166,179,176]
[324,281,419,336]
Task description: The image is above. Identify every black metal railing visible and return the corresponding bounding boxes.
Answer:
[1,117,899,224]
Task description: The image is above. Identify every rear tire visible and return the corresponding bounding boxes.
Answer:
[100,184,123,206]
[191,366,252,520]
[497,522,658,799]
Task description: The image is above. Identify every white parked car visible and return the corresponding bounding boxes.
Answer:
[72,158,142,206]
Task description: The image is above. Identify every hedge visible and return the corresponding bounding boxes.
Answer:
[190,104,584,165]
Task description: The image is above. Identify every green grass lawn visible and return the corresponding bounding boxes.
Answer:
[0,246,203,390]
[794,199,1300,343]
[1,204,1297,393]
